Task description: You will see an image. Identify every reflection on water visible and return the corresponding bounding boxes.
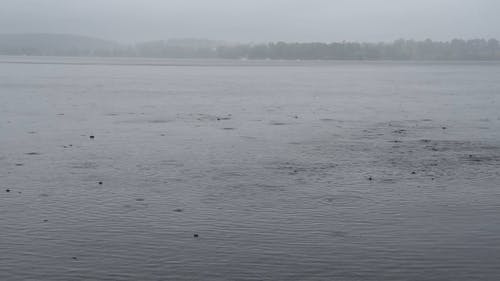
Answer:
[1,58,500,281]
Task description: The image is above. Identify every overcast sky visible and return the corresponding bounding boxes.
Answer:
[1,0,499,43]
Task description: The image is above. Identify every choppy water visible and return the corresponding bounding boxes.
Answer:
[1,57,500,281]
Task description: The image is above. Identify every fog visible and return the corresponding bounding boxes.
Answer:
[3,2,500,281]
[1,0,500,43]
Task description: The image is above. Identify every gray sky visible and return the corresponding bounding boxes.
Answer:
[1,0,499,43]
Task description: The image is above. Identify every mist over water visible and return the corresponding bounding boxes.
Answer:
[1,57,500,280]
[1,0,500,42]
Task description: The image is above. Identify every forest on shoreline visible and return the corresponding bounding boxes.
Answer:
[1,34,499,60]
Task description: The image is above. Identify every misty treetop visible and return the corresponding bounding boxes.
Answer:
[217,39,500,60]
[1,34,499,60]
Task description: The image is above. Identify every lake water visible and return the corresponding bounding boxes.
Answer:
[1,57,500,281]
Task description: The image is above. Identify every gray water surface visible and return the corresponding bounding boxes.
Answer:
[1,57,500,281]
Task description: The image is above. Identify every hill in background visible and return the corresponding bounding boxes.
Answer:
[0,33,119,56]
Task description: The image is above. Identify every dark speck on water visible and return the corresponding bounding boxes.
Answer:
[89,135,95,139]
[193,234,199,238]
[393,129,407,134]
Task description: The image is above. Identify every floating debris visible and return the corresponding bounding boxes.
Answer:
[392,129,407,134]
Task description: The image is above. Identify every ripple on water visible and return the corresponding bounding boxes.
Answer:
[71,162,99,169]
[370,136,500,180]
[318,193,365,207]
[269,161,338,177]
[115,118,174,124]
[270,121,290,126]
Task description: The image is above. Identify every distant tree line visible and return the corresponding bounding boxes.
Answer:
[130,39,220,58]
[1,35,500,60]
[111,38,500,60]
[216,39,500,60]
